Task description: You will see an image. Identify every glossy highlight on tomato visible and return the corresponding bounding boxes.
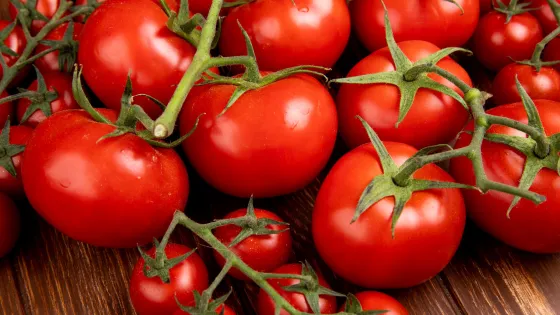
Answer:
[0,125,33,198]
[492,63,560,105]
[0,193,19,258]
[312,142,466,288]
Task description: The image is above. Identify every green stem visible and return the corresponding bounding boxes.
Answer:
[546,0,560,24]
[200,261,232,309]
[0,91,37,104]
[486,115,551,157]
[17,46,59,68]
[206,55,260,79]
[430,66,472,94]
[530,27,560,68]
[403,63,431,82]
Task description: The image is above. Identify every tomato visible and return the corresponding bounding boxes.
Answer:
[16,72,79,128]
[0,91,14,127]
[0,193,19,258]
[312,142,466,288]
[473,11,543,71]
[531,0,559,35]
[450,100,560,253]
[9,0,61,34]
[219,0,351,72]
[257,263,337,315]
[78,0,198,118]
[22,109,189,247]
[187,0,234,15]
[33,22,83,73]
[350,0,479,52]
[336,40,471,149]
[213,208,292,280]
[130,244,209,315]
[0,21,28,87]
[180,74,337,198]
[492,63,560,104]
[172,304,236,315]
[341,291,408,315]
[0,125,33,198]
[543,37,560,72]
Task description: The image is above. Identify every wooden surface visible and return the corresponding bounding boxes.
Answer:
[2,4,560,315]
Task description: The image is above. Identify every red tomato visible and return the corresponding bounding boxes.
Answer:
[450,100,560,253]
[78,0,198,118]
[21,109,189,247]
[34,22,83,73]
[531,0,559,35]
[9,0,61,34]
[172,304,236,315]
[179,74,337,198]
[0,125,33,198]
[213,208,292,280]
[219,0,351,72]
[341,291,408,315]
[473,11,543,71]
[543,37,560,72]
[16,72,80,128]
[336,40,472,149]
[0,91,14,127]
[350,0,479,52]
[492,63,560,104]
[257,263,337,315]
[0,21,28,86]
[187,0,234,15]
[0,193,19,258]
[130,244,209,315]
[312,142,466,288]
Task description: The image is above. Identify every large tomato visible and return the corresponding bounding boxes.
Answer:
[473,11,543,71]
[9,0,61,34]
[341,291,408,315]
[219,0,351,72]
[34,22,84,73]
[21,109,189,247]
[312,142,466,288]
[130,244,209,315]
[450,100,560,253]
[78,0,198,118]
[16,72,79,128]
[0,125,33,198]
[492,64,560,105]
[179,74,337,198]
[213,208,292,280]
[350,0,479,52]
[0,91,14,127]
[0,21,28,86]
[336,40,472,149]
[0,193,19,258]
[257,263,337,315]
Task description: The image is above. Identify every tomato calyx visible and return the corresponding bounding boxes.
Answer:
[177,289,232,315]
[38,21,78,72]
[163,0,206,47]
[138,239,198,284]
[330,4,469,128]
[0,21,19,58]
[15,67,58,123]
[343,294,387,315]
[494,0,538,23]
[354,116,475,237]
[0,120,25,178]
[10,0,49,31]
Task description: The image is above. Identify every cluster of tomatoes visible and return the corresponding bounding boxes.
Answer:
[1,0,560,314]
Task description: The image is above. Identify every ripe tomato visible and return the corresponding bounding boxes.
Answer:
[0,21,28,86]
[22,109,189,247]
[78,0,198,118]
[257,263,337,315]
[492,63,560,105]
[16,72,79,128]
[180,74,337,198]
[336,40,472,149]
[9,0,61,34]
[450,100,560,253]
[0,193,19,258]
[0,91,14,127]
[213,208,292,280]
[219,0,351,72]
[350,0,479,52]
[312,142,466,288]
[34,22,83,73]
[341,291,408,315]
[172,304,236,315]
[473,11,543,71]
[0,125,33,198]
[130,244,209,315]
[543,37,560,72]
[531,0,559,35]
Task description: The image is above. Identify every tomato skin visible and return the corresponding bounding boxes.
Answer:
[0,125,33,199]
[9,0,61,34]
[180,74,337,198]
[0,91,14,128]
[33,23,83,73]
[492,63,560,105]
[450,100,560,253]
[0,193,19,258]
[257,263,337,315]
[312,142,466,288]
[219,0,351,72]
[543,37,560,72]
[340,291,408,315]
[213,208,292,280]
[78,0,198,118]
[336,40,471,149]
[473,12,543,71]
[16,72,80,128]
[130,244,209,315]
[531,0,559,35]
[0,21,28,87]
[350,0,479,52]
[21,109,189,248]
[172,304,236,315]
